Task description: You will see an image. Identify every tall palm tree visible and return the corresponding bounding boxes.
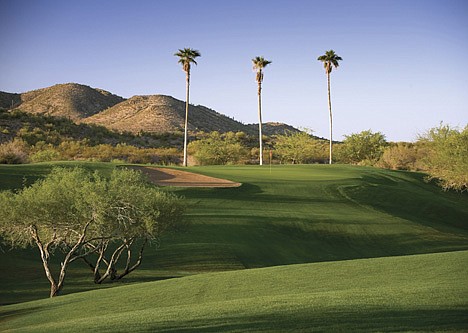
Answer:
[252,56,272,166]
[317,50,342,164]
[174,48,201,167]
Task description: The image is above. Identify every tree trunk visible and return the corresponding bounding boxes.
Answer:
[95,242,126,284]
[327,72,333,164]
[30,222,93,297]
[49,283,60,298]
[115,238,147,280]
[30,226,60,297]
[80,241,108,283]
[258,82,263,166]
[183,72,190,167]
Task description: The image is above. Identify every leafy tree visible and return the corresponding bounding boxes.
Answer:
[188,131,248,165]
[0,168,105,297]
[0,167,184,297]
[273,131,325,164]
[174,48,201,167]
[418,124,468,192]
[81,169,184,283]
[317,50,342,164]
[252,56,272,166]
[338,130,387,164]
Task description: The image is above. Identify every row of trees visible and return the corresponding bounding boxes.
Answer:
[0,168,185,297]
[187,130,381,165]
[1,124,465,191]
[174,48,343,166]
[185,125,467,192]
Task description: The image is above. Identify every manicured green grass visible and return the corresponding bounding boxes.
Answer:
[1,250,467,332]
[0,161,117,191]
[160,164,468,269]
[1,163,467,306]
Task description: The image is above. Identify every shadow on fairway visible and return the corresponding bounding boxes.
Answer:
[142,308,468,332]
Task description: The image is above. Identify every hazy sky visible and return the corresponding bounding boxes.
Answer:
[1,0,467,141]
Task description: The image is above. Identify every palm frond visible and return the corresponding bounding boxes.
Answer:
[252,56,272,70]
[317,50,342,74]
[174,48,201,73]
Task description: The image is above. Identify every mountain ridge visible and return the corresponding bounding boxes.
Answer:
[1,83,301,136]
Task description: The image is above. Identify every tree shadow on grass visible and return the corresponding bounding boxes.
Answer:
[0,306,43,325]
[345,174,468,234]
[149,307,468,332]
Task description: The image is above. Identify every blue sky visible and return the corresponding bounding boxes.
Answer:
[1,0,467,141]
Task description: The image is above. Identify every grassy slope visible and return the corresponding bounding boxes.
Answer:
[0,163,467,306]
[0,161,116,191]
[0,162,120,304]
[160,165,468,269]
[1,250,467,332]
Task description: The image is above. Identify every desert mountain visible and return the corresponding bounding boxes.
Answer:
[1,83,302,136]
[5,83,125,120]
[248,122,302,136]
[83,94,253,134]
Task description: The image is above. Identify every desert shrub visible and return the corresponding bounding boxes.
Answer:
[57,140,86,159]
[418,124,468,192]
[337,130,387,165]
[0,139,29,164]
[273,131,326,164]
[377,143,426,171]
[30,148,61,163]
[189,131,249,165]
[17,125,62,145]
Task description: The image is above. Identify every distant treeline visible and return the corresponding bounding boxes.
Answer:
[0,109,466,192]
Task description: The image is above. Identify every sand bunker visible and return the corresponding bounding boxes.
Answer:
[132,166,242,188]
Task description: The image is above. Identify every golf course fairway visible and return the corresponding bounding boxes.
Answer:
[0,163,467,331]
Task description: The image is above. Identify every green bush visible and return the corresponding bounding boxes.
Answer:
[189,131,249,165]
[337,130,387,165]
[418,124,468,192]
[30,148,62,163]
[273,131,327,164]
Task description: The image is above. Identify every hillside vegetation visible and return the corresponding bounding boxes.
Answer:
[0,109,175,147]
[2,83,124,120]
[1,83,299,135]
[82,94,252,134]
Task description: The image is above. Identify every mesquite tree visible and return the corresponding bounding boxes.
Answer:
[0,167,184,297]
[81,168,184,284]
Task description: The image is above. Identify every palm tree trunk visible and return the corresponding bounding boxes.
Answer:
[327,72,333,164]
[258,82,263,166]
[183,72,190,167]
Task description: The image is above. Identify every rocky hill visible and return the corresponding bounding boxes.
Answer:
[1,83,302,136]
[0,92,21,110]
[5,83,125,120]
[83,94,254,135]
[248,122,302,136]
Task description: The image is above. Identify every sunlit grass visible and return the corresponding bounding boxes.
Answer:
[1,250,467,332]
[0,162,467,331]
